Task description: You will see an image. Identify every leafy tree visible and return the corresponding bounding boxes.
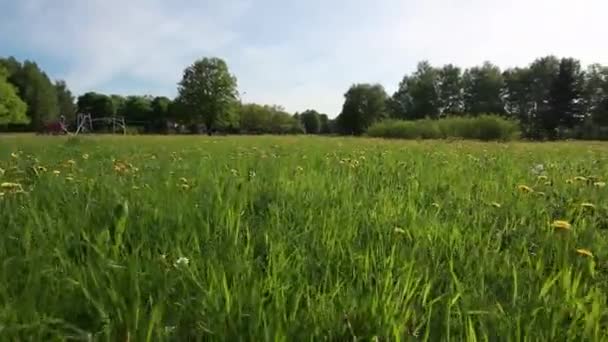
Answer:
[55,80,76,122]
[437,64,464,115]
[582,64,608,125]
[319,114,331,134]
[0,66,29,125]
[110,95,126,115]
[542,58,584,135]
[177,57,239,132]
[462,62,505,115]
[299,109,321,134]
[151,96,172,121]
[240,103,272,133]
[391,61,439,119]
[7,60,59,130]
[503,67,535,130]
[77,92,115,117]
[337,83,388,135]
[122,96,153,122]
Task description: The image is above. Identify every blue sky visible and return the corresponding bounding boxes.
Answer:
[1,0,607,116]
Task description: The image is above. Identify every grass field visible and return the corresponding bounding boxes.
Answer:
[1,135,608,340]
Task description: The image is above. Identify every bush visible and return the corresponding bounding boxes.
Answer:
[367,114,520,141]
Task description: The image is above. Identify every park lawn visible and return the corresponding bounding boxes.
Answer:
[1,135,608,340]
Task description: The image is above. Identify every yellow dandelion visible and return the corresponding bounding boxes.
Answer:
[10,152,18,159]
[552,220,572,231]
[52,170,61,175]
[576,249,593,258]
[394,227,406,234]
[574,176,587,181]
[594,182,606,188]
[491,202,502,208]
[581,203,595,210]
[537,175,548,181]
[518,185,534,193]
[82,154,89,160]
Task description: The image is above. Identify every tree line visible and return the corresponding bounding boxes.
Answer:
[2,55,607,139]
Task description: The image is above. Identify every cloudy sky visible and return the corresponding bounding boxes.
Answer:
[1,0,607,116]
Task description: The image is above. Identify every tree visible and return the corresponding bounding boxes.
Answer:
[391,61,439,120]
[110,95,126,115]
[582,64,608,125]
[177,57,239,132]
[240,103,272,133]
[542,58,584,135]
[337,83,388,135]
[299,109,321,134]
[503,67,534,131]
[55,80,76,122]
[151,96,171,121]
[319,114,331,134]
[77,92,115,117]
[462,62,505,115]
[437,64,464,115]
[122,96,153,122]
[0,66,29,125]
[7,60,59,130]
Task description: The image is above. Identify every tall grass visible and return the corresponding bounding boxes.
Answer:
[1,135,608,340]
[367,115,521,141]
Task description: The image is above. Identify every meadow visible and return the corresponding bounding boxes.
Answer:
[1,135,608,341]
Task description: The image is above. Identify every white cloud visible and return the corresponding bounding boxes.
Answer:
[3,0,607,117]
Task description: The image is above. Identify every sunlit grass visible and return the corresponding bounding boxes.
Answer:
[1,135,608,340]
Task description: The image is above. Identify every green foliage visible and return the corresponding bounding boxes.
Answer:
[368,115,520,141]
[337,83,388,135]
[2,59,60,130]
[299,110,321,134]
[0,66,29,125]
[1,136,608,340]
[177,57,239,130]
[54,80,76,122]
[462,62,505,115]
[391,61,440,119]
[122,96,153,122]
[240,104,302,134]
[77,92,115,117]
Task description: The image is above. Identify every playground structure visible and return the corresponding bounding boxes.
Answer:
[42,114,127,135]
[74,113,127,135]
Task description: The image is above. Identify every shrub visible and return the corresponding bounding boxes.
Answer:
[367,114,520,141]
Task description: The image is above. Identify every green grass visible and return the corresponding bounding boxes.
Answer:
[1,135,608,341]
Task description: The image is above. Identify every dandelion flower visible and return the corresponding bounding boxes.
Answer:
[82,154,89,160]
[518,185,534,193]
[581,203,595,210]
[594,182,606,188]
[491,202,502,208]
[174,257,189,267]
[552,220,572,231]
[36,166,47,173]
[10,152,18,159]
[179,177,188,184]
[537,175,548,181]
[66,159,76,166]
[576,249,593,258]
